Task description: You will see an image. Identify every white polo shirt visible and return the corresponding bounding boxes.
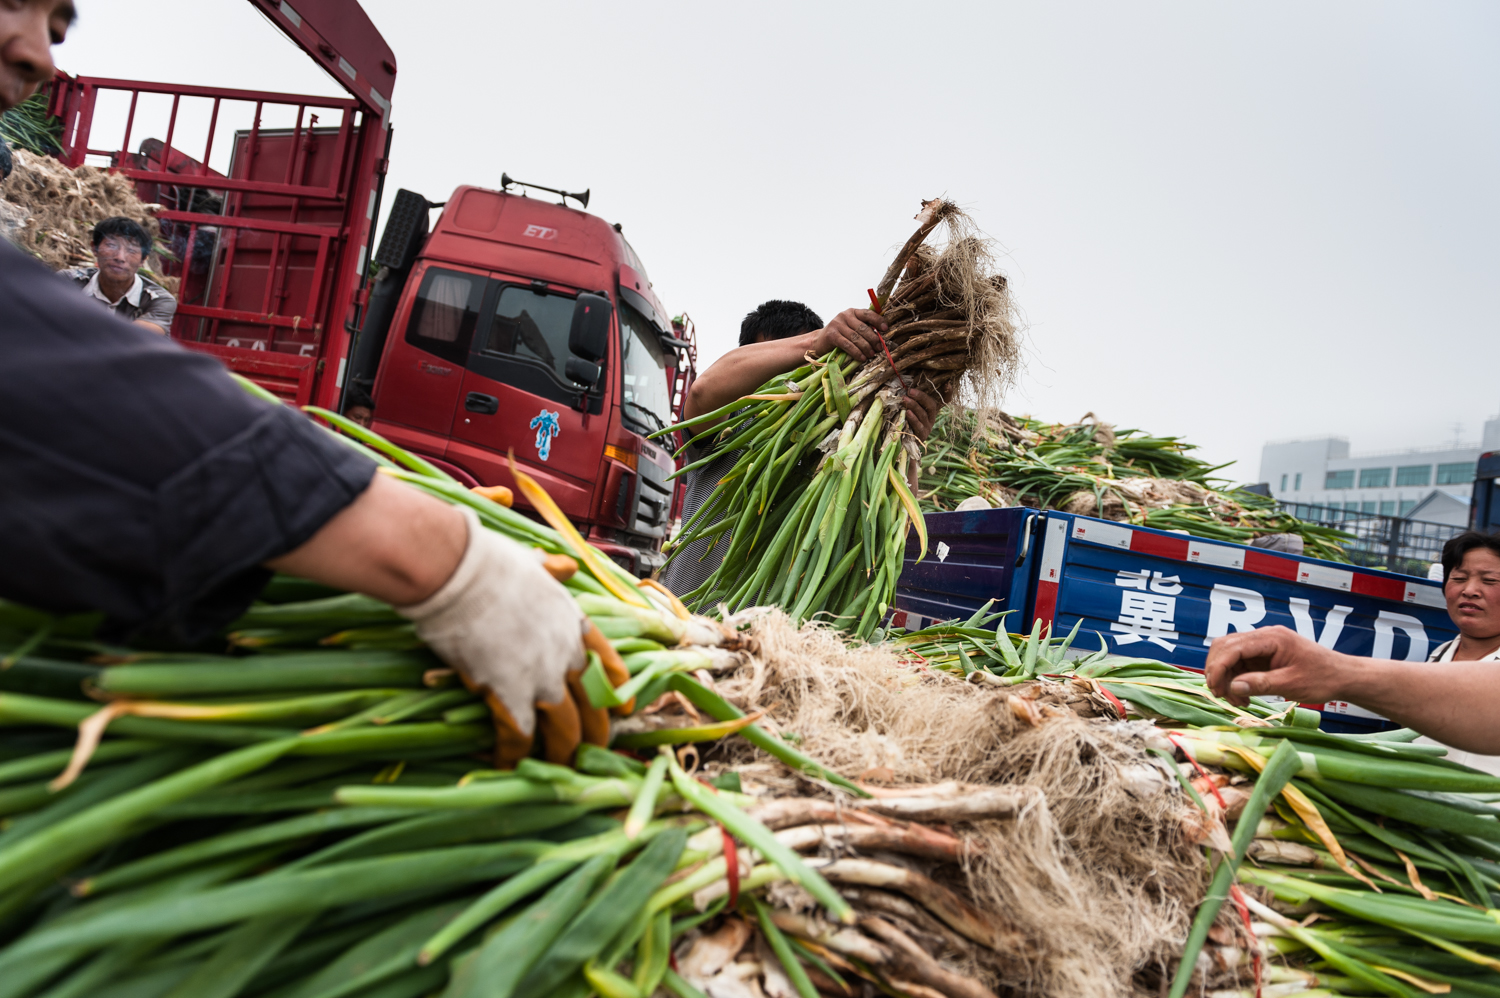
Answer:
[1415,638,1500,775]
[1429,638,1500,665]
[82,270,144,308]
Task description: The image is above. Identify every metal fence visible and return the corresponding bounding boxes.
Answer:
[1278,503,1464,576]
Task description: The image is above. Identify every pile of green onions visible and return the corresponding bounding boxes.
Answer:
[0,92,62,158]
[9,384,1493,996]
[891,612,1500,995]
[918,408,1353,562]
[0,396,878,998]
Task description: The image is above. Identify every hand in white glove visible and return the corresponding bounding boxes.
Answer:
[397,507,593,765]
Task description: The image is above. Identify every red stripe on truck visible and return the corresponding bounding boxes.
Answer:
[1128,531,1189,560]
[1244,550,1298,580]
[1033,579,1059,627]
[1351,573,1406,602]
[1064,515,1441,607]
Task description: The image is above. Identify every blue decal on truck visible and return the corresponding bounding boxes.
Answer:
[529,409,561,461]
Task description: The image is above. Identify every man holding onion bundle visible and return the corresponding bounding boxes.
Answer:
[660,300,943,596]
[0,0,601,765]
[1207,531,1500,762]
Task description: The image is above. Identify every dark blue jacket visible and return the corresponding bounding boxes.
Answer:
[0,240,374,642]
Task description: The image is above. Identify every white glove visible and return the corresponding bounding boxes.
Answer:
[396,508,586,743]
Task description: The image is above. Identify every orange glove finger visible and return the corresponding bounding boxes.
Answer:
[583,621,635,715]
[484,690,535,770]
[542,553,578,582]
[535,694,584,766]
[567,668,611,748]
[470,484,513,507]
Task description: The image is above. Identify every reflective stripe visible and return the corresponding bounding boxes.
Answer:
[1061,514,1442,607]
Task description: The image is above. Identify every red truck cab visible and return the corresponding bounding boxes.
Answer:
[356,185,689,574]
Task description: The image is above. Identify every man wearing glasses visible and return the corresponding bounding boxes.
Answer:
[62,216,177,334]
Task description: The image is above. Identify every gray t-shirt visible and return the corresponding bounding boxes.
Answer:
[658,440,740,600]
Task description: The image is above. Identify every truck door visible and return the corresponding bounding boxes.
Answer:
[446,280,604,517]
[370,265,487,456]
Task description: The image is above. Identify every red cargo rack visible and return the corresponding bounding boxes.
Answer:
[44,0,396,409]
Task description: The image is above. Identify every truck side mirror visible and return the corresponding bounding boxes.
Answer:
[565,357,601,388]
[569,293,612,363]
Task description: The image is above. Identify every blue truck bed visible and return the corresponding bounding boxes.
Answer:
[892,507,1456,732]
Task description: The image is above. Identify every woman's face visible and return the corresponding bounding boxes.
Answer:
[1445,547,1500,639]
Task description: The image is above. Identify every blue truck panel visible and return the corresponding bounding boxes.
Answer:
[1474,451,1500,531]
[894,507,1457,733]
[889,506,1038,628]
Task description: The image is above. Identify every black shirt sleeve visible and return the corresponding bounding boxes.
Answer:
[0,241,376,643]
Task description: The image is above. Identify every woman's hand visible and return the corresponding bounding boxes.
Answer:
[1204,626,1350,705]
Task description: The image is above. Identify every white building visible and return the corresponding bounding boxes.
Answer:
[1259,416,1500,526]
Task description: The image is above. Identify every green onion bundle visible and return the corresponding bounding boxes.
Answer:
[657,200,1020,636]
[919,408,1354,562]
[0,92,62,158]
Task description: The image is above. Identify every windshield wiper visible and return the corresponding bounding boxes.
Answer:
[622,400,668,433]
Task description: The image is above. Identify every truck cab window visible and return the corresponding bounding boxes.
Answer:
[404,268,484,365]
[482,286,575,379]
[467,284,600,411]
[619,302,672,434]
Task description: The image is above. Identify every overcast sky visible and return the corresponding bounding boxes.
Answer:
[55,1,1500,480]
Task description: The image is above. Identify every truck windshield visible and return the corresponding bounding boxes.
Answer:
[619,302,672,435]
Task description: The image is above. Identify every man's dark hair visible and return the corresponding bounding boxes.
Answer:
[92,216,152,257]
[739,300,823,347]
[1439,530,1500,582]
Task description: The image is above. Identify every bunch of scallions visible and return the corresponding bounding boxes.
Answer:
[891,609,1500,997]
[918,408,1354,562]
[0,392,880,998]
[0,92,62,158]
[654,200,1020,637]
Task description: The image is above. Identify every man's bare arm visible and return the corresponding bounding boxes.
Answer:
[266,470,466,606]
[1204,626,1500,754]
[684,334,819,421]
[684,308,890,421]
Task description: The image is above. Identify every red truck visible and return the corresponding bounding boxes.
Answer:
[44,0,696,576]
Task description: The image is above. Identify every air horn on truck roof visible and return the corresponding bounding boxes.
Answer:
[499,172,590,209]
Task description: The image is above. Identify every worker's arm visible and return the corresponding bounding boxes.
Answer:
[3,240,588,759]
[0,241,380,641]
[270,472,588,760]
[685,307,945,447]
[1204,626,1500,754]
[265,471,466,605]
[684,308,890,421]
